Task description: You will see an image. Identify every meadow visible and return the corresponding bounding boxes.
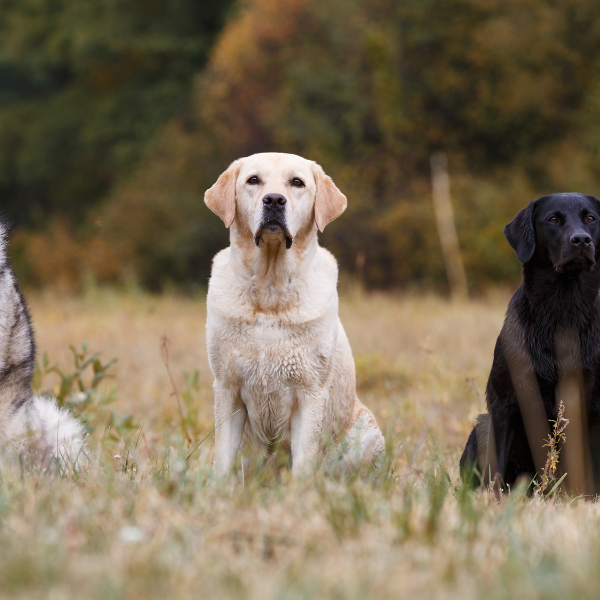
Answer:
[1,289,600,599]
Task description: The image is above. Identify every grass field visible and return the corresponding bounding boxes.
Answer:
[2,289,600,599]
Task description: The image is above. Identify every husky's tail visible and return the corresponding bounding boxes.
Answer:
[6,396,86,468]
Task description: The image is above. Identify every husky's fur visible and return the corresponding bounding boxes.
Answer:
[0,221,85,466]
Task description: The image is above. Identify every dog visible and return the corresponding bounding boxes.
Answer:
[0,220,85,466]
[460,193,600,493]
[204,152,385,477]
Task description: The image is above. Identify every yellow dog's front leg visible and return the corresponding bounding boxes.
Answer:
[290,389,326,477]
[213,382,247,479]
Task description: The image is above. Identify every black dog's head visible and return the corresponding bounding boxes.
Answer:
[504,193,600,272]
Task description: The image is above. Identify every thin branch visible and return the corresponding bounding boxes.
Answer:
[186,409,242,461]
[160,336,192,443]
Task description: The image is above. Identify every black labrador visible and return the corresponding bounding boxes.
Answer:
[460,193,600,492]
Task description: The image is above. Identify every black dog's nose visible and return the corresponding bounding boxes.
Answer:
[571,232,592,246]
[262,194,287,207]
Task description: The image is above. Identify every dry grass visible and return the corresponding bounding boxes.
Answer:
[0,289,598,599]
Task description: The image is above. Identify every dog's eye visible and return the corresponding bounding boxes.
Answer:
[587,215,596,223]
[247,176,260,185]
[548,215,558,223]
[291,178,305,188]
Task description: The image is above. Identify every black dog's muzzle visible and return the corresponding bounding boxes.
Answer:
[254,193,294,249]
[555,231,596,272]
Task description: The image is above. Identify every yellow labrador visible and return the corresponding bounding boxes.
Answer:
[205,152,385,477]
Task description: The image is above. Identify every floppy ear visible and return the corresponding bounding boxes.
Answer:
[585,194,600,214]
[504,200,537,263]
[204,160,241,228]
[312,164,347,232]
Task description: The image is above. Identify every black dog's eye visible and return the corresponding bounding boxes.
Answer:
[587,214,596,223]
[291,178,305,188]
[548,215,558,223]
[247,176,260,185]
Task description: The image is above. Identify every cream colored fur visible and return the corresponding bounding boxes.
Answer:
[205,152,385,477]
[3,395,86,467]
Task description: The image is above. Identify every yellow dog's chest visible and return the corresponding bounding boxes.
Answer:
[216,315,335,442]
[221,316,327,387]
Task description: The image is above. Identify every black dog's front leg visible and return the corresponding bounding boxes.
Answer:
[493,402,539,489]
[491,405,515,488]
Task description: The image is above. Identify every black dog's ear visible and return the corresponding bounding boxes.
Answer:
[585,194,600,214]
[504,201,536,263]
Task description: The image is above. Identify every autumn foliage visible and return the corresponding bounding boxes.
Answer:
[8,0,600,291]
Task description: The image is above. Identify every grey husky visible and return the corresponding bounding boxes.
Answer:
[0,221,85,465]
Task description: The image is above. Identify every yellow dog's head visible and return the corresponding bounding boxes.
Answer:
[205,152,347,249]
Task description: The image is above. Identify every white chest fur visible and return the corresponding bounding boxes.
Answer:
[206,244,340,443]
[207,311,337,441]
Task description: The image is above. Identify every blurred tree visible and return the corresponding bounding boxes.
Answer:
[0,0,234,228]
[10,0,600,292]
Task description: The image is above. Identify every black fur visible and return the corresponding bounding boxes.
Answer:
[460,193,600,491]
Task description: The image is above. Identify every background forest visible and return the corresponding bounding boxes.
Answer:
[3,0,600,292]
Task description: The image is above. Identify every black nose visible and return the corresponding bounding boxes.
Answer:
[262,193,287,207]
[570,232,592,247]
